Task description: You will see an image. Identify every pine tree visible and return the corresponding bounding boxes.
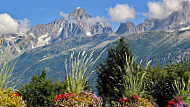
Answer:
[96,37,133,106]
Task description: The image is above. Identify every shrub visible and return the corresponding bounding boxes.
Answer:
[144,59,190,106]
[54,91,103,107]
[19,70,65,107]
[0,88,26,106]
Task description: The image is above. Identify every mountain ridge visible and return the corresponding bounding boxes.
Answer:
[116,1,190,35]
[26,7,114,48]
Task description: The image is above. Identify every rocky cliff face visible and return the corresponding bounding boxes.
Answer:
[27,7,114,48]
[117,1,190,34]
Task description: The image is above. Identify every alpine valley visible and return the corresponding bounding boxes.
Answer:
[2,1,190,88]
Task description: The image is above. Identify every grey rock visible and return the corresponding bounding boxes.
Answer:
[27,7,114,48]
[117,1,190,35]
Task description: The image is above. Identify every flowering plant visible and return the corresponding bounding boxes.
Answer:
[54,91,103,107]
[168,96,189,107]
[0,88,26,107]
[119,95,155,107]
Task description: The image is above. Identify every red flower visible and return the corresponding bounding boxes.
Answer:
[66,92,75,96]
[53,99,56,102]
[134,95,139,101]
[174,102,178,106]
[168,101,174,105]
[14,93,19,96]
[119,98,124,104]
[55,94,65,100]
[177,96,182,100]
[124,98,128,102]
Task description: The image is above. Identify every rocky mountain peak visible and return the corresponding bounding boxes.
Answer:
[116,1,190,35]
[116,22,136,34]
[26,7,114,49]
[181,1,190,9]
[180,1,190,18]
[69,7,91,20]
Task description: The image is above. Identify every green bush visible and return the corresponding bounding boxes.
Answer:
[144,59,190,106]
[19,70,65,107]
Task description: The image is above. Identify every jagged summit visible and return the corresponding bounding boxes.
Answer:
[69,7,91,20]
[116,1,190,35]
[26,7,114,48]
[76,7,81,9]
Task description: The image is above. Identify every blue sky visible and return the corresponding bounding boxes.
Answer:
[0,0,183,31]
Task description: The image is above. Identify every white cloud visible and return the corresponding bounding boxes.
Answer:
[147,0,184,19]
[108,4,136,22]
[0,13,30,35]
[60,11,69,19]
[84,16,107,24]
[0,13,19,34]
[18,18,30,34]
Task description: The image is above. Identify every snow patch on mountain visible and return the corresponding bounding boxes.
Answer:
[37,33,51,47]
[86,32,92,36]
[179,26,190,31]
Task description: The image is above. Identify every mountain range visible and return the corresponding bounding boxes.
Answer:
[1,1,190,88]
[116,1,190,35]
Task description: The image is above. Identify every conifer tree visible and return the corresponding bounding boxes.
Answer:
[96,37,133,106]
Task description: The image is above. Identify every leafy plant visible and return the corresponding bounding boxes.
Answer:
[19,70,65,107]
[144,66,169,106]
[64,49,105,94]
[122,55,148,97]
[172,78,190,103]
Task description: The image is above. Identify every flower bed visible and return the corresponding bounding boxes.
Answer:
[53,91,103,107]
[0,88,26,107]
[118,95,155,107]
[168,97,189,107]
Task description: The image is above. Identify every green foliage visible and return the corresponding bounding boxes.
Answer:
[96,37,135,106]
[64,50,105,94]
[166,58,190,85]
[19,70,65,107]
[144,59,190,106]
[144,65,172,106]
[172,78,190,103]
[0,88,26,106]
[122,57,147,97]
[166,58,190,103]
